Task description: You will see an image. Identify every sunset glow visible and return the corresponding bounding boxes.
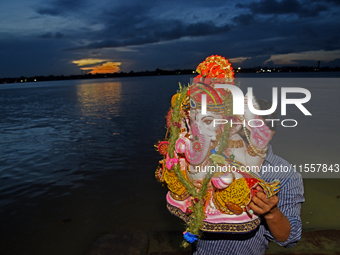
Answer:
[72,59,108,66]
[72,59,121,74]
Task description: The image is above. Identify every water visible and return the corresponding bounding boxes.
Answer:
[0,74,339,255]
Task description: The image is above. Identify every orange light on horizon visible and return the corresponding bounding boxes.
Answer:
[80,62,121,74]
[72,58,121,74]
[72,58,108,66]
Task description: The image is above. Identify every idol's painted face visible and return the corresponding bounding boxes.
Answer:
[190,109,223,141]
[175,109,224,166]
[249,117,273,149]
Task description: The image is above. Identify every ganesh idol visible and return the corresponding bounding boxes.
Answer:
[155,55,280,247]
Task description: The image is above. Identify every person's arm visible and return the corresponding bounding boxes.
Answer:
[253,155,305,247]
[250,186,291,242]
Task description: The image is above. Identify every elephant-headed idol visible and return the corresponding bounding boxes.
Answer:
[155,55,280,247]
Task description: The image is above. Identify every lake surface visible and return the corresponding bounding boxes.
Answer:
[0,73,339,255]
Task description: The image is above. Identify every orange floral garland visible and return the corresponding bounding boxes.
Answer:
[194,55,234,84]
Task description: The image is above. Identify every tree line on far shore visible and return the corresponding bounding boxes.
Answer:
[1,66,339,84]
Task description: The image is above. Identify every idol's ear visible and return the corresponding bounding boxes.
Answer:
[244,92,260,129]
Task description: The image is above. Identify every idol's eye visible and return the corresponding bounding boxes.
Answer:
[204,119,212,125]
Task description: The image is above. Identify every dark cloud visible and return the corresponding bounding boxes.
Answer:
[39,32,53,38]
[240,55,272,68]
[235,3,246,8]
[265,60,275,66]
[72,21,230,49]
[237,0,329,17]
[298,27,318,38]
[249,0,302,14]
[159,21,230,38]
[324,35,340,48]
[312,0,340,6]
[327,58,340,67]
[68,3,231,49]
[232,14,255,26]
[39,32,65,39]
[36,0,88,16]
[55,32,64,38]
[100,9,340,72]
[34,0,337,53]
[36,8,62,16]
[1,0,339,77]
[298,3,329,17]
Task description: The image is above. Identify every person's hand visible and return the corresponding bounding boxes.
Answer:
[249,186,279,219]
[250,186,291,242]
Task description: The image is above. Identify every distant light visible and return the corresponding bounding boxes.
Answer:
[192,71,195,73]
[34,79,37,82]
[238,67,241,70]
[21,80,23,82]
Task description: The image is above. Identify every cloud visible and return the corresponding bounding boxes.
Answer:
[232,14,255,26]
[250,0,302,14]
[72,58,121,74]
[229,57,248,66]
[73,20,231,50]
[55,32,64,38]
[72,58,108,66]
[326,58,340,67]
[35,1,232,50]
[237,0,329,17]
[81,62,121,74]
[39,32,65,38]
[240,55,272,68]
[36,0,87,16]
[2,0,340,78]
[311,0,340,6]
[264,49,340,65]
[34,0,338,54]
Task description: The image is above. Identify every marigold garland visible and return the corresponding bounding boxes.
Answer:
[156,55,238,247]
[163,82,234,248]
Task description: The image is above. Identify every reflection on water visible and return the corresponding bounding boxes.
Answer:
[76,81,122,118]
[0,76,187,255]
[0,75,339,255]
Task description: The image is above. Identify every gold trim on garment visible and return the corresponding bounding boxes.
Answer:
[166,203,260,233]
[213,178,251,214]
[164,169,188,200]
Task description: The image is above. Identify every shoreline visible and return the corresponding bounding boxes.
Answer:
[1,69,340,85]
[86,229,340,255]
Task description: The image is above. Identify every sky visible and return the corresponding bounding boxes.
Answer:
[0,0,340,78]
